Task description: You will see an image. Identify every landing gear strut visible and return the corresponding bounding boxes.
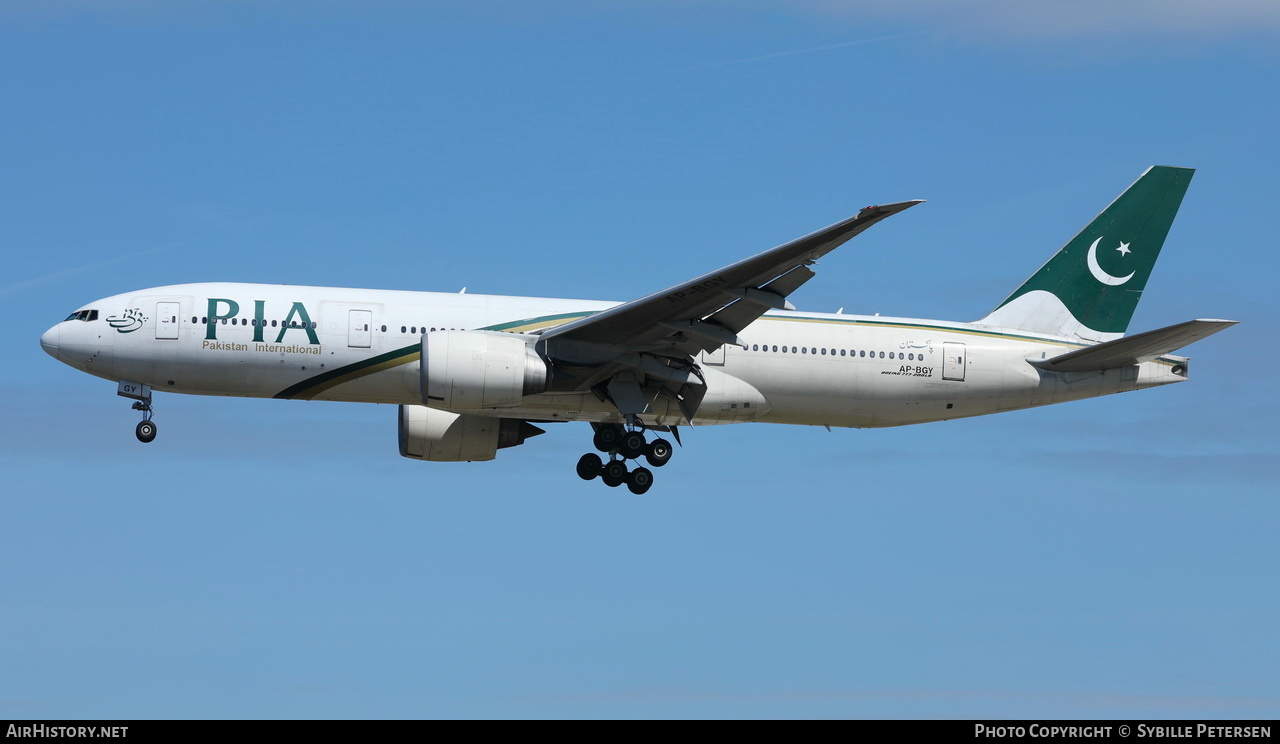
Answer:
[118,381,157,443]
[576,423,674,494]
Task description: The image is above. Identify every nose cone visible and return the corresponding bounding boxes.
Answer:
[40,325,60,359]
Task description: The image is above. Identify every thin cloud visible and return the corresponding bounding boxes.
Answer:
[797,0,1280,40]
[3,1,1277,41]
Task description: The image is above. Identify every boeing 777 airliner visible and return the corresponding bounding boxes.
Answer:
[41,167,1234,493]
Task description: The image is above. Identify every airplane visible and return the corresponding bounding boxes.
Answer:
[40,166,1235,493]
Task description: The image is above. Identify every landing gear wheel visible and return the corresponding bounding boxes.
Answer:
[576,453,603,481]
[627,467,653,495]
[602,460,628,488]
[620,431,647,459]
[135,420,157,443]
[645,438,673,468]
[593,424,624,453]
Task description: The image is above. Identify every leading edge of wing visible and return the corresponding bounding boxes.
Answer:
[540,199,924,348]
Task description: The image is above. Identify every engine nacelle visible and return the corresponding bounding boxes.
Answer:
[398,405,545,462]
[421,330,550,410]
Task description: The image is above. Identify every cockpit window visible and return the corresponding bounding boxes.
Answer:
[64,310,98,322]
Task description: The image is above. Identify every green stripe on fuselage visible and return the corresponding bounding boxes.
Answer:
[274,344,420,400]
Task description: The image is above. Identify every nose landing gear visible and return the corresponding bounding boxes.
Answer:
[575,423,674,494]
[118,381,157,443]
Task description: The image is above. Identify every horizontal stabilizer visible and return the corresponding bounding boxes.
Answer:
[1030,319,1237,372]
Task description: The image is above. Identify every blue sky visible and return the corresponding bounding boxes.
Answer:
[2,1,1277,719]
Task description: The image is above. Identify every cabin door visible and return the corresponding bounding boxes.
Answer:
[156,302,180,340]
[348,310,372,348]
[942,342,966,381]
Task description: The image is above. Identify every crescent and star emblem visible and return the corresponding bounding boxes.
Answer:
[1086,237,1135,286]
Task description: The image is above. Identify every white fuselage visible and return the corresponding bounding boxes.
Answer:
[42,282,1188,429]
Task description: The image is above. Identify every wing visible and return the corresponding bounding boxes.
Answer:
[532,200,922,423]
[542,200,922,355]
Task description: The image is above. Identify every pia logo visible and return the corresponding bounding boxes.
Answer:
[106,308,148,333]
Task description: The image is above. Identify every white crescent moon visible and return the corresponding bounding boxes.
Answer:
[1087,237,1135,286]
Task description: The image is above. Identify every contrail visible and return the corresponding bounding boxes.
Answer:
[0,244,174,299]
[689,30,928,71]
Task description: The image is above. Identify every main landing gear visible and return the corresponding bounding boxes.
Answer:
[576,423,673,494]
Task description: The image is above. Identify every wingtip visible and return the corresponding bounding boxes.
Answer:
[861,199,926,214]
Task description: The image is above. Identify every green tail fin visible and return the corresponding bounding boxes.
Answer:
[979,166,1194,342]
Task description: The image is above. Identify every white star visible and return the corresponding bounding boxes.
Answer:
[1116,241,1131,256]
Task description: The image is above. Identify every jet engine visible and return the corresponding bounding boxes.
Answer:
[398,405,545,462]
[421,330,550,409]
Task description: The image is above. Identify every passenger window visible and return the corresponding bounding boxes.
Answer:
[801,347,807,354]
[821,348,826,355]
[879,351,884,358]
[840,349,846,356]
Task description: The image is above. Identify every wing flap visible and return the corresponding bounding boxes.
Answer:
[1030,319,1237,372]
[704,265,816,337]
